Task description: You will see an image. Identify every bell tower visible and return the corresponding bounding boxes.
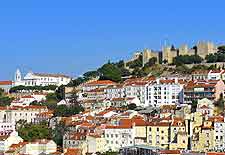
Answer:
[15,69,22,82]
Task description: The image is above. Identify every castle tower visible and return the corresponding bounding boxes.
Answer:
[179,44,189,56]
[162,46,178,64]
[15,69,22,82]
[142,48,159,66]
[197,41,217,58]
[142,48,151,66]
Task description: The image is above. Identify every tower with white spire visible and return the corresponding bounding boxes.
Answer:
[15,69,22,82]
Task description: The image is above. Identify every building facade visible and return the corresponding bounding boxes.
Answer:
[14,69,71,87]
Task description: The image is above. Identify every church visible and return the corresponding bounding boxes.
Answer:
[14,69,71,87]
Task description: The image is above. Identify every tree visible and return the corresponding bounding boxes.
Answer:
[18,122,52,141]
[218,45,225,53]
[173,55,203,65]
[52,121,68,146]
[9,85,57,93]
[83,71,99,80]
[191,100,198,113]
[46,93,59,104]
[54,105,84,117]
[55,85,65,101]
[0,91,14,106]
[205,53,217,63]
[191,65,209,71]
[145,57,157,67]
[126,55,143,69]
[98,63,122,82]
[0,88,4,96]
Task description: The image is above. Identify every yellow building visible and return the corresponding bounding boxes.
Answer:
[192,119,214,152]
[87,135,106,154]
[146,122,170,149]
[169,118,188,150]
[134,124,147,145]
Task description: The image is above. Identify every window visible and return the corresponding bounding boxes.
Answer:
[161,131,164,134]
[157,128,159,132]
[149,127,151,132]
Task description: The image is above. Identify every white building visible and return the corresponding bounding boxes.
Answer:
[104,125,135,152]
[124,81,149,107]
[0,131,23,153]
[11,94,46,107]
[0,106,48,124]
[196,98,214,116]
[145,79,184,107]
[0,122,15,136]
[20,139,57,155]
[11,95,36,107]
[105,84,125,99]
[14,69,71,87]
[208,70,224,80]
[212,116,225,151]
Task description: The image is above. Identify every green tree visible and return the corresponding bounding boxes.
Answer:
[191,100,198,113]
[18,122,52,141]
[52,121,68,146]
[0,91,14,106]
[67,77,86,87]
[98,62,122,82]
[126,55,143,69]
[46,93,59,104]
[55,85,65,101]
[173,55,203,65]
[145,57,157,67]
[83,71,99,80]
[0,88,4,96]
[218,45,225,53]
[54,105,84,117]
[205,53,217,63]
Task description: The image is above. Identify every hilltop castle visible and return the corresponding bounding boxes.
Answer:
[125,41,218,66]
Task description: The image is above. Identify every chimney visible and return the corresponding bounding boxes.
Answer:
[156,79,160,84]
[175,77,178,84]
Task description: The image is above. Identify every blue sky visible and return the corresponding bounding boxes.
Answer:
[0,0,225,80]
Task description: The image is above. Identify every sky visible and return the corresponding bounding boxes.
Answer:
[0,0,225,80]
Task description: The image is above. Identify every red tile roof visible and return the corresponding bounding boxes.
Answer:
[160,150,180,154]
[0,81,13,85]
[21,95,34,99]
[64,148,82,155]
[85,80,116,86]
